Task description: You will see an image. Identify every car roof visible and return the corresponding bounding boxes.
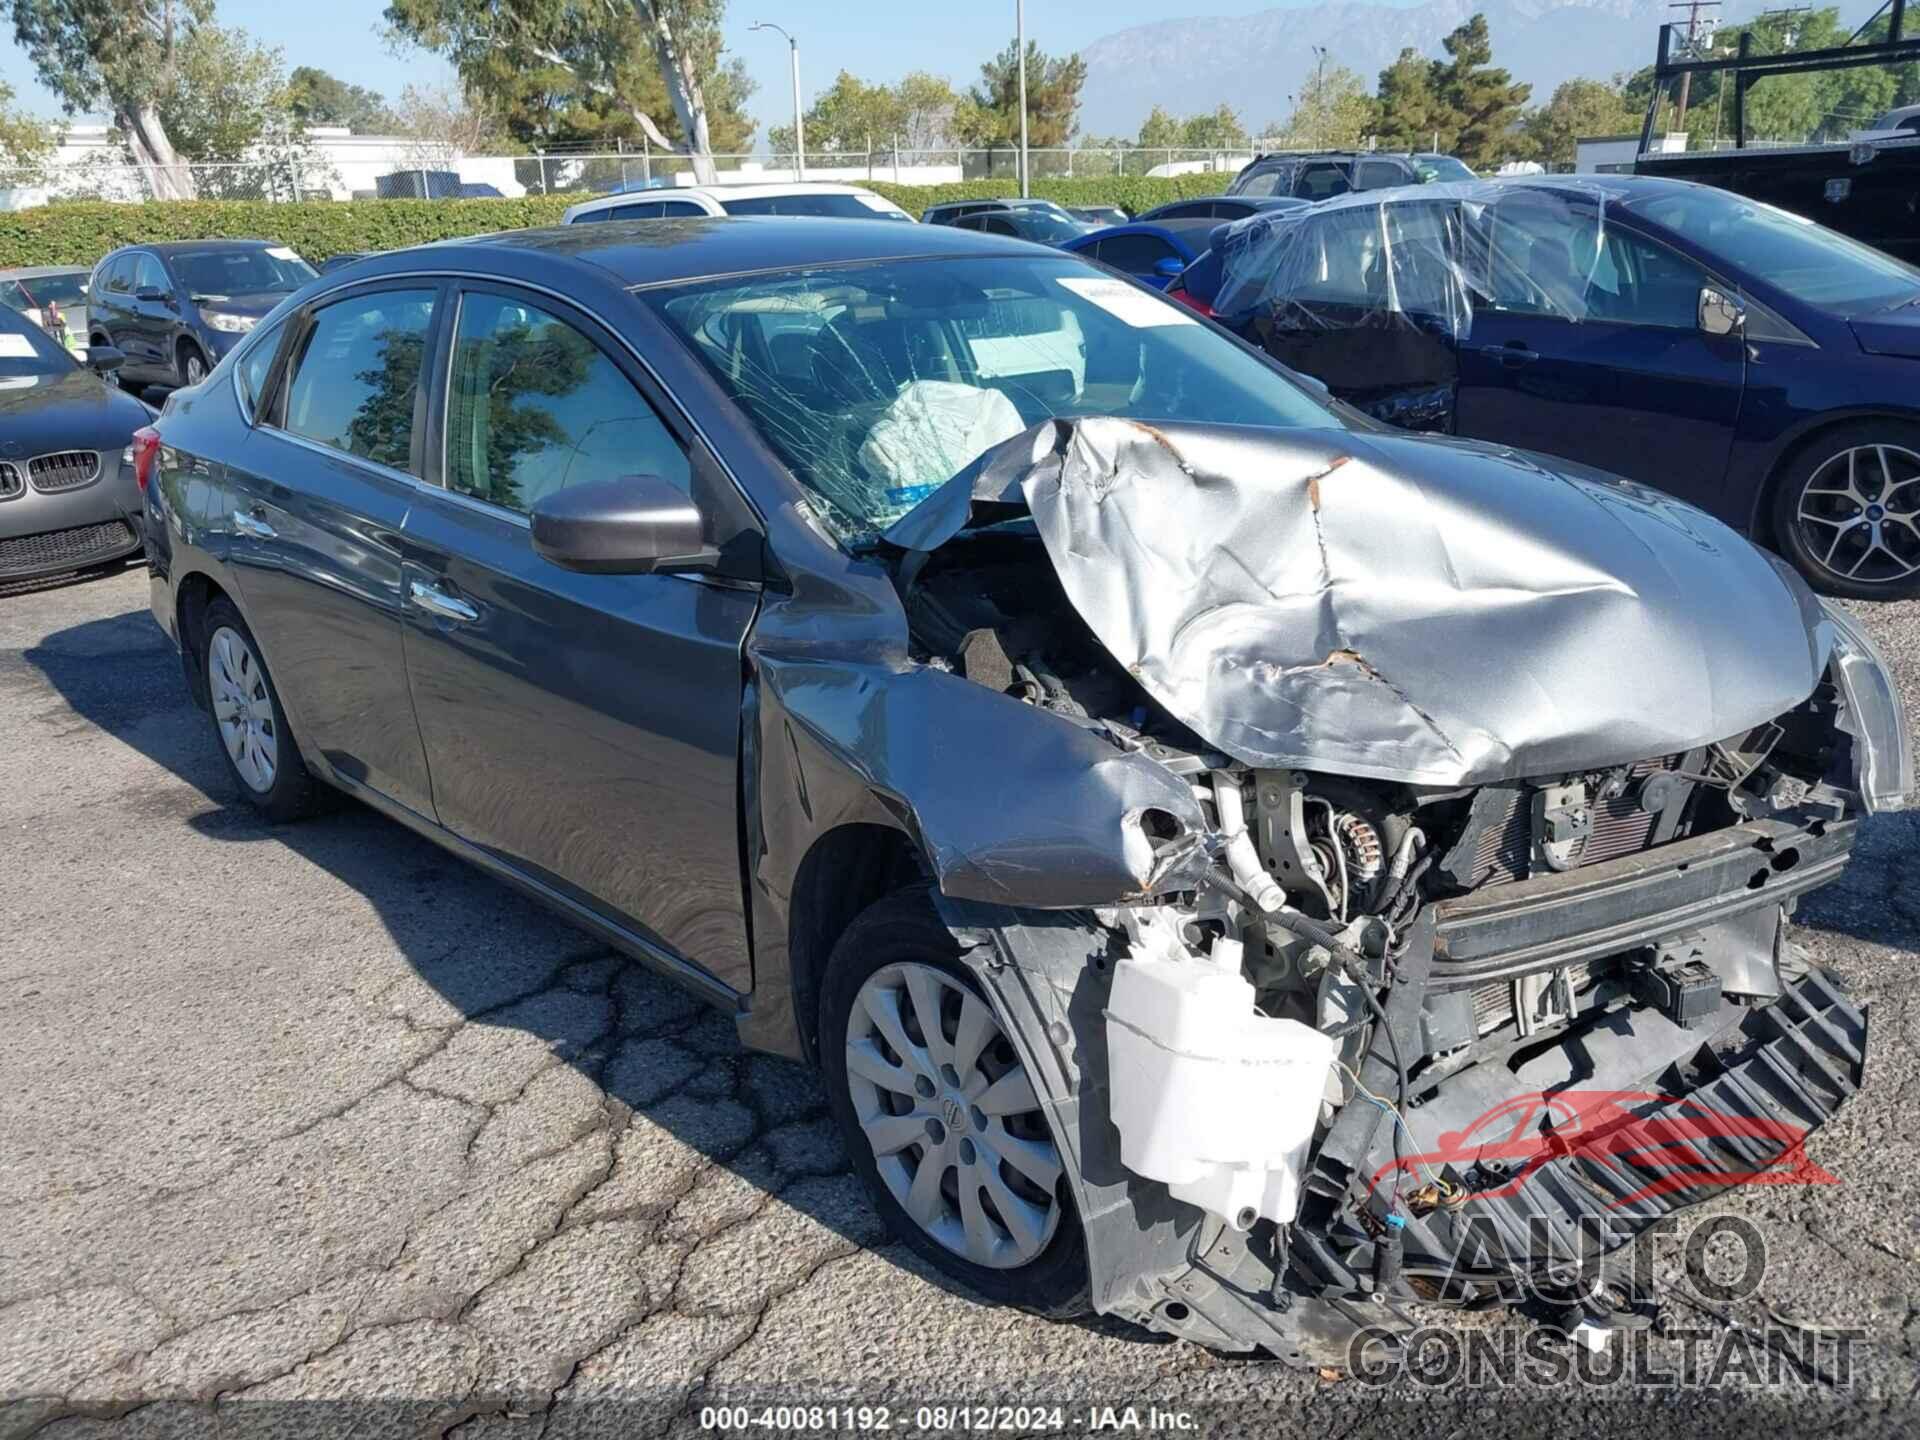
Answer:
[141,239,282,255]
[356,216,1057,290]
[671,181,889,201]
[1064,219,1213,253]
[0,265,89,278]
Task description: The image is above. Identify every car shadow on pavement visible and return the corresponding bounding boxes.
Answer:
[25,604,1152,1341]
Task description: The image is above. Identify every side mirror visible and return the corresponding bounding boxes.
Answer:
[1153,255,1186,279]
[85,344,125,373]
[134,286,171,305]
[1698,285,1744,337]
[530,475,718,576]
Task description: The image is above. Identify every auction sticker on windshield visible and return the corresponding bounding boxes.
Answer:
[1055,275,1196,327]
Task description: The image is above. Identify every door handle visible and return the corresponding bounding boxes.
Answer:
[408,579,480,624]
[1475,342,1539,366]
[232,508,277,539]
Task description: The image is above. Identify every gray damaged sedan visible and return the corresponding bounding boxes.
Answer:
[138,218,1911,1364]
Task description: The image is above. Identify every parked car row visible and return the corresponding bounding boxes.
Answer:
[130,212,1907,1372]
[1187,175,1920,598]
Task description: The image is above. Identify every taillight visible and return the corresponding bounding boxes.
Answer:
[1168,285,1214,319]
[131,427,160,493]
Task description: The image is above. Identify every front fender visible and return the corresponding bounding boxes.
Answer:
[756,656,1209,911]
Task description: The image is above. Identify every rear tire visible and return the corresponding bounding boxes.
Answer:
[1771,421,1920,600]
[819,885,1090,1318]
[201,596,317,822]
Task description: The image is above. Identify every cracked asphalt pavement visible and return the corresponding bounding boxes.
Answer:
[4,565,1920,1438]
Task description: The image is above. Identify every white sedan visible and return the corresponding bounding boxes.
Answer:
[561,181,913,225]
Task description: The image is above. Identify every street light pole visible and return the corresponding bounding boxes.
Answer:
[751,21,804,183]
[1016,0,1029,196]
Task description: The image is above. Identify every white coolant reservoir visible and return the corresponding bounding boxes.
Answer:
[1105,948,1336,1230]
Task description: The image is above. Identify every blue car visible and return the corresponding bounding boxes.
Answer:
[1058,218,1222,289]
[1200,176,1920,598]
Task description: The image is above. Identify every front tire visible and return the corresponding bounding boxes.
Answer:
[202,597,317,822]
[1771,422,1920,600]
[820,886,1090,1317]
[177,342,209,389]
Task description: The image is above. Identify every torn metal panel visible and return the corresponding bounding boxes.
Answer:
[1011,416,1831,785]
[754,653,1212,909]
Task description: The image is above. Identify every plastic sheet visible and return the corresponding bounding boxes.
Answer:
[1212,176,1636,331]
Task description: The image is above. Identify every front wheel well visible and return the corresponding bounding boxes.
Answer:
[786,823,929,1067]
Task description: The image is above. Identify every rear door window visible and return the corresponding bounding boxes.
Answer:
[237,320,286,420]
[282,288,439,472]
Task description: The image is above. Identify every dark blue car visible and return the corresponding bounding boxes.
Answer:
[1058,218,1221,289]
[1198,176,1920,598]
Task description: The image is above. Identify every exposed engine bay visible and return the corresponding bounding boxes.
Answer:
[885,458,1897,1360]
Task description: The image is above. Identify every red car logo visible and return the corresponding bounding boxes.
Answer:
[1370,1089,1837,1208]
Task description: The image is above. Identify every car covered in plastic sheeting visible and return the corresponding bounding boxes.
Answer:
[1208,175,1920,599]
[140,219,1911,1370]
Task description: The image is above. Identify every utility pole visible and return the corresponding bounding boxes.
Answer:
[752,22,805,182]
[1016,0,1029,197]
[1668,0,1722,131]
[1310,44,1329,149]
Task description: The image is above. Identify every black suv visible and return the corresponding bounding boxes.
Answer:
[87,241,316,390]
[1227,150,1474,201]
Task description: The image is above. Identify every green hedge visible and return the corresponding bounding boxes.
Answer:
[0,176,1236,268]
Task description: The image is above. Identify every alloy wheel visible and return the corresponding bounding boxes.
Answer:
[209,625,278,793]
[843,962,1064,1269]
[184,351,207,386]
[1795,444,1920,587]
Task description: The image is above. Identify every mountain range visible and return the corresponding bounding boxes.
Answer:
[1075,0,1887,139]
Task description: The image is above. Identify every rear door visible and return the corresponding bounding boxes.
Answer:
[1454,193,1744,506]
[224,281,443,816]
[398,282,760,991]
[93,256,136,356]
[128,253,175,372]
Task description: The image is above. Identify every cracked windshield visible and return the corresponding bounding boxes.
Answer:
[648,254,1342,542]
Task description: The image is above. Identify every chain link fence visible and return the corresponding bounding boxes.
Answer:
[16,142,1317,207]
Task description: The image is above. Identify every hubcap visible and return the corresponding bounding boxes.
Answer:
[845,962,1064,1269]
[209,625,277,793]
[1796,444,1920,586]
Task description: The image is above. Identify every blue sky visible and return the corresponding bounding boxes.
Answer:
[0,0,1281,139]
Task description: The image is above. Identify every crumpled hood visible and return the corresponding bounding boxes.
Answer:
[890,417,1831,786]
